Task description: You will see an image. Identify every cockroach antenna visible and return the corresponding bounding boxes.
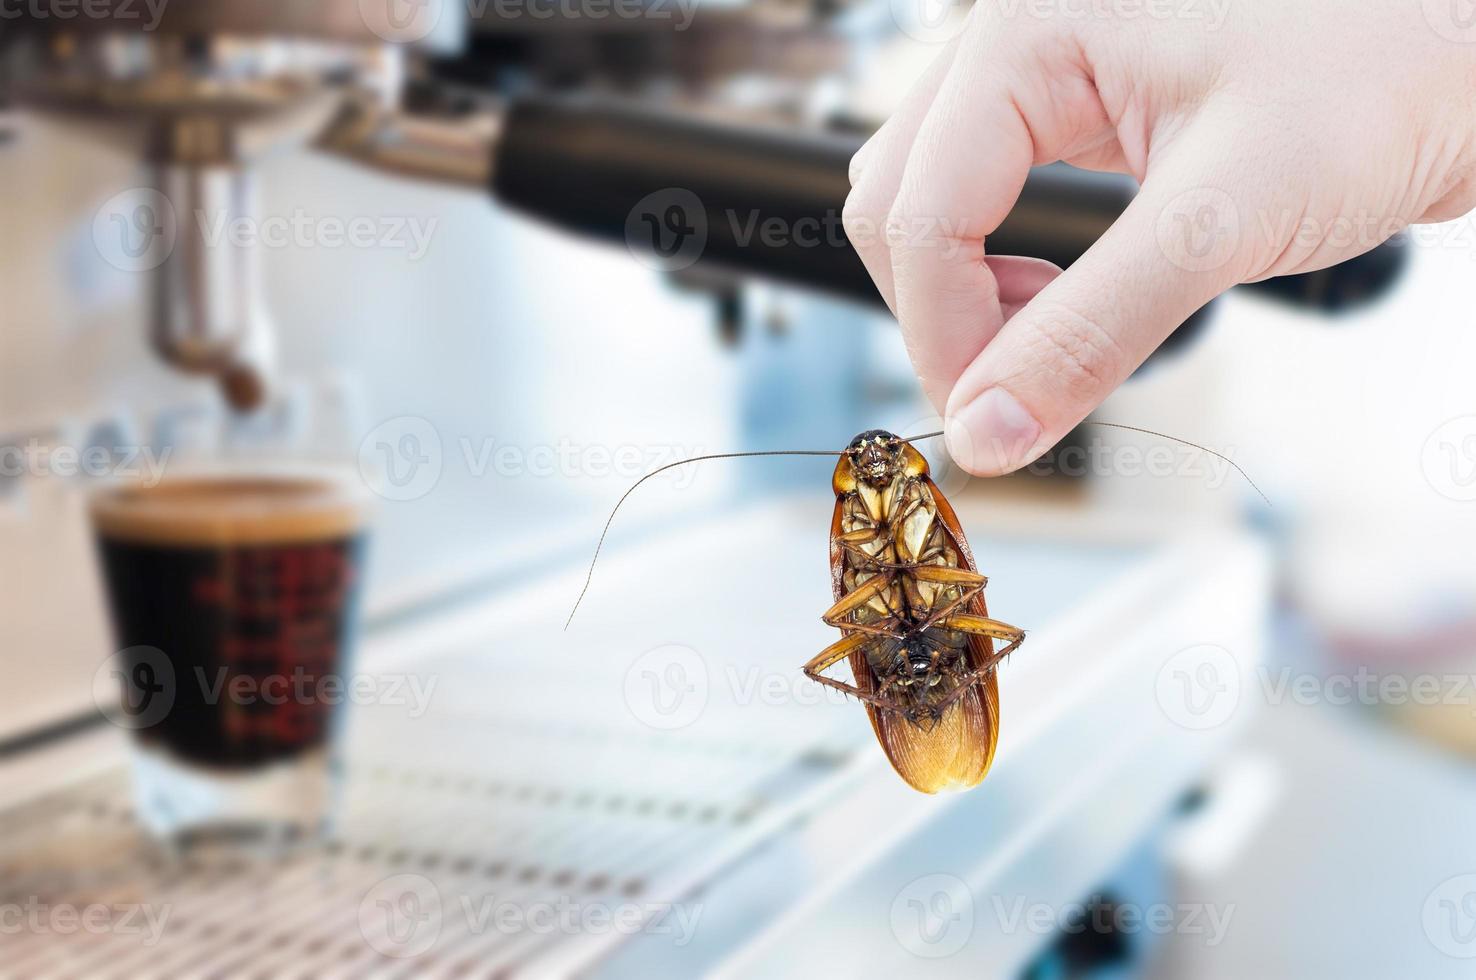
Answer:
[562,432,943,629]
[1083,422,1272,508]
[563,446,846,630]
[563,424,1267,629]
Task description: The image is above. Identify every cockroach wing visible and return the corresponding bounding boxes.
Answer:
[829,483,1002,794]
[920,475,1003,780]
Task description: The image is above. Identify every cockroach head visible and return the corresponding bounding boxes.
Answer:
[846,430,904,486]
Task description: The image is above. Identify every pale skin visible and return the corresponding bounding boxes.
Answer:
[844,1,1476,475]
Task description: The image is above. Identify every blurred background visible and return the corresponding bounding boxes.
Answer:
[2,1,1475,977]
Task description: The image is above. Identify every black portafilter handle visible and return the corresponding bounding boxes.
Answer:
[491,94,1407,313]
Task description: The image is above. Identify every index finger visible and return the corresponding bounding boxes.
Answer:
[885,28,1041,409]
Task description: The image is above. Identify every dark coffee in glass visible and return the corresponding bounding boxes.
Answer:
[91,472,370,843]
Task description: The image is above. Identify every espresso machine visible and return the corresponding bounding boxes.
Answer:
[0,3,1403,977]
[3,0,1404,411]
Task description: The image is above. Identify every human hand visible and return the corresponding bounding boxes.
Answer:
[844,1,1476,474]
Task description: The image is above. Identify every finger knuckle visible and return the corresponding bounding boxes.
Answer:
[842,186,886,251]
[884,199,936,259]
[848,146,869,188]
[883,203,914,256]
[1016,303,1123,398]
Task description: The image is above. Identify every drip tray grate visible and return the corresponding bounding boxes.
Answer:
[0,506,891,978]
[0,734,856,979]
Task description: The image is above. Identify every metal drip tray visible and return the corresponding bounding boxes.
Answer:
[0,500,1272,978]
[0,758,805,978]
[0,705,857,978]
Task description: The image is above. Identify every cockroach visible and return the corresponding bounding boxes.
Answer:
[809,429,1020,792]
[566,424,1267,794]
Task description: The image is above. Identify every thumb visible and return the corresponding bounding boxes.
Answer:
[944,158,1252,476]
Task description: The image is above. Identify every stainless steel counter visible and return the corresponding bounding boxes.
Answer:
[0,499,1270,977]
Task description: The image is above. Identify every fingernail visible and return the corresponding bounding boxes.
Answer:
[946,388,1043,475]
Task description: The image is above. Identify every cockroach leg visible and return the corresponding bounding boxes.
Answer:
[820,573,903,638]
[829,621,904,640]
[804,630,869,673]
[837,526,883,546]
[888,497,926,535]
[839,539,892,572]
[934,673,985,713]
[802,632,900,711]
[849,557,979,577]
[938,613,1026,664]
[909,565,988,587]
[928,625,1025,715]
[909,565,988,632]
[805,671,894,710]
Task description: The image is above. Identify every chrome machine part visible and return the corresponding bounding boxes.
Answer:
[149,165,266,381]
[317,91,502,191]
[6,1,467,409]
